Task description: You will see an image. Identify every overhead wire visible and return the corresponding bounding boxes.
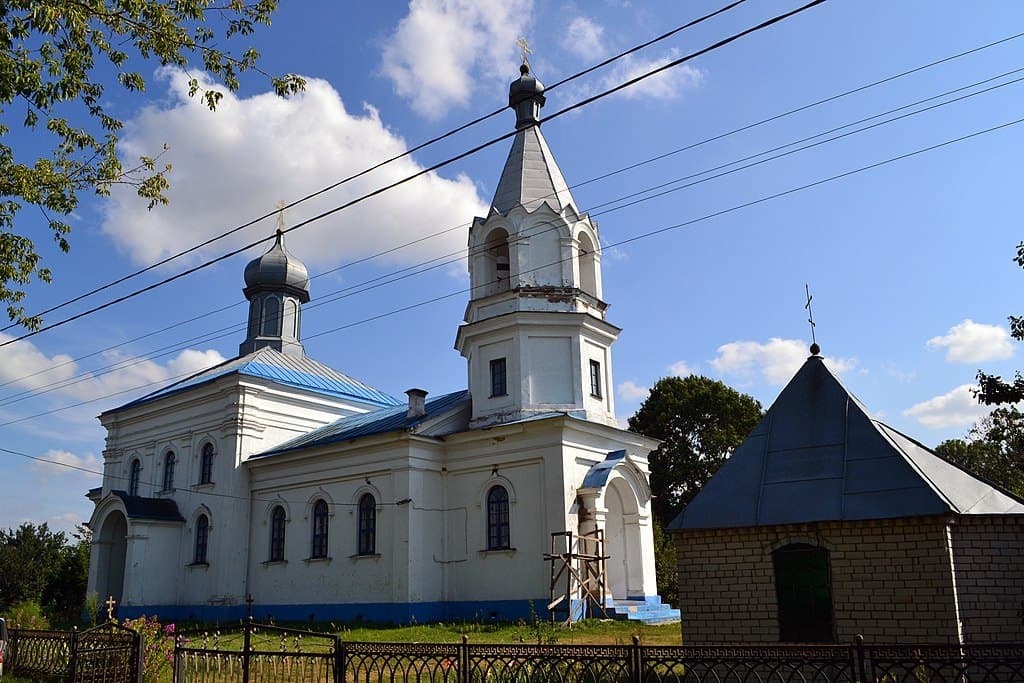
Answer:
[2,62,1024,405]
[2,63,1022,407]
[1,111,1021,427]
[3,0,753,333]
[0,0,831,349]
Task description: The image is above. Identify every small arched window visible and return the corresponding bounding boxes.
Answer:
[482,229,510,296]
[773,543,834,642]
[199,443,215,485]
[311,500,329,559]
[577,232,598,296]
[162,452,176,492]
[128,459,141,496]
[487,485,510,550]
[357,494,376,556]
[262,295,281,336]
[269,506,286,562]
[194,514,210,565]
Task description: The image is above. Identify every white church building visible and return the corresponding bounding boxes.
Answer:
[86,65,674,624]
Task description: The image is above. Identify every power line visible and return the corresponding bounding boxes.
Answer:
[3,64,1021,407]
[2,112,1020,427]
[4,0,752,333]
[0,0,830,349]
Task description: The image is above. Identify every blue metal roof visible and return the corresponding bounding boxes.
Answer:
[110,347,401,413]
[251,390,471,459]
[669,354,1024,531]
[582,450,627,489]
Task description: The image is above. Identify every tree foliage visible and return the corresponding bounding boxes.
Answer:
[976,243,1024,405]
[0,1,304,329]
[0,522,92,626]
[935,407,1024,498]
[628,375,764,527]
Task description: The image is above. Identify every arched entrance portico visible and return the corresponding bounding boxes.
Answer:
[95,511,128,605]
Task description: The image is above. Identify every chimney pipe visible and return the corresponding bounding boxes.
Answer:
[406,388,428,418]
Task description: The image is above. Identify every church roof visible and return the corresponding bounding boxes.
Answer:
[110,490,185,522]
[491,125,577,214]
[251,389,471,459]
[669,354,1024,531]
[109,346,401,413]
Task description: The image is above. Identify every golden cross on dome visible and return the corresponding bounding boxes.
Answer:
[515,36,533,66]
[275,200,287,233]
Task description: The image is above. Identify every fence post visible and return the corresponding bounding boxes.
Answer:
[8,628,17,675]
[461,634,470,683]
[854,634,866,683]
[631,635,642,683]
[66,626,79,683]
[242,617,252,683]
[173,635,183,683]
[333,634,343,683]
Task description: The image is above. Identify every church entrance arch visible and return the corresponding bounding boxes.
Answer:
[602,476,642,600]
[96,511,128,605]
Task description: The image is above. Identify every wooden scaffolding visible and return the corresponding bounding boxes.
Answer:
[544,530,610,626]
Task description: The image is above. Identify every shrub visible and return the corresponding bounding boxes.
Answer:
[9,600,50,629]
[123,615,176,683]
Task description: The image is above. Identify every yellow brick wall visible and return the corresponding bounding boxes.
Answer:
[950,515,1024,643]
[674,517,962,644]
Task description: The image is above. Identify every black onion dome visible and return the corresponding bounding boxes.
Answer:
[509,63,545,129]
[243,229,310,302]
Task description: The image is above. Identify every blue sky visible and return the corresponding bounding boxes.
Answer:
[3,0,1024,534]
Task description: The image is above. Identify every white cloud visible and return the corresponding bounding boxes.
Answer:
[710,338,856,385]
[380,0,532,119]
[903,384,991,429]
[668,360,694,377]
[29,449,101,477]
[563,48,704,105]
[103,69,487,271]
[617,380,649,401]
[927,319,1014,363]
[565,17,605,62]
[46,512,87,535]
[0,331,225,405]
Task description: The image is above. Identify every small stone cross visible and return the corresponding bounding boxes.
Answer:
[105,595,117,621]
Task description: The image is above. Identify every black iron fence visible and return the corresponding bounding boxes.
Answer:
[7,621,142,682]
[172,623,1024,683]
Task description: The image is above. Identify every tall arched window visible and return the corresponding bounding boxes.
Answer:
[162,451,176,491]
[577,231,598,296]
[262,295,281,336]
[773,543,834,642]
[199,443,215,485]
[194,514,210,565]
[311,500,329,559]
[128,459,141,496]
[482,229,510,296]
[269,506,286,562]
[357,494,376,556]
[487,485,510,550]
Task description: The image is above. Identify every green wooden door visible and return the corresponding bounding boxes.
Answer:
[773,543,834,642]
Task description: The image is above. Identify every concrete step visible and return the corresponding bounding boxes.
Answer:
[605,596,679,625]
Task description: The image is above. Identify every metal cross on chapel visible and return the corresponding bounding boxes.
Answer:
[516,36,533,67]
[804,284,819,353]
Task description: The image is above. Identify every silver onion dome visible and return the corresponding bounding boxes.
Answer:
[243,229,310,303]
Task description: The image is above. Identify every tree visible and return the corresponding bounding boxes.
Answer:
[0,522,66,611]
[935,407,1024,498]
[0,1,304,329]
[976,243,1024,405]
[628,375,764,527]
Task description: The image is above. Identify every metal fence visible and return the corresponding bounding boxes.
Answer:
[7,621,141,682]
[173,624,1024,683]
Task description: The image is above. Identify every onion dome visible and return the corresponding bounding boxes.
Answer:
[243,229,310,303]
[509,63,546,130]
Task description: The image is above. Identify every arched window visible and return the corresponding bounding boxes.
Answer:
[773,543,834,642]
[199,443,215,485]
[128,459,141,497]
[269,506,286,561]
[262,295,281,336]
[357,494,376,556]
[482,229,510,296]
[577,232,598,296]
[487,485,510,550]
[311,500,329,559]
[162,451,176,492]
[194,515,210,564]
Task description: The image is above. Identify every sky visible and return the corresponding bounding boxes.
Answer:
[3,0,1024,535]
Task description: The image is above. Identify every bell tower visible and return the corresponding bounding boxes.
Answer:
[239,228,311,358]
[455,64,619,428]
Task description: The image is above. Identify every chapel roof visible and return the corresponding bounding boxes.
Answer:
[109,490,185,522]
[491,65,577,215]
[669,352,1024,531]
[250,389,471,459]
[107,346,401,414]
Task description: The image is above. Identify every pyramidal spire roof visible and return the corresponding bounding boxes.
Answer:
[491,64,577,215]
[669,352,1024,531]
